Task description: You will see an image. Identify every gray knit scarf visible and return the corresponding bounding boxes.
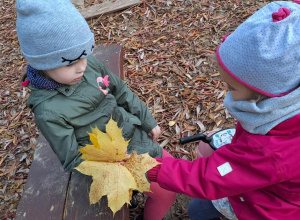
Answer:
[223,88,300,135]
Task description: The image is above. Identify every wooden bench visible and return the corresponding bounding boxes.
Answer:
[15,45,129,220]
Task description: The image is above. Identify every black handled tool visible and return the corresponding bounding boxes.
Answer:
[180,128,236,150]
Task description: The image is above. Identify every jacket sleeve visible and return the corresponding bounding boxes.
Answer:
[93,57,157,133]
[34,111,83,172]
[154,138,282,200]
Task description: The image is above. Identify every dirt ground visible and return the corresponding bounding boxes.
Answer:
[0,0,271,219]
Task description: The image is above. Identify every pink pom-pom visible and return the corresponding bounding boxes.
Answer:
[272,7,291,22]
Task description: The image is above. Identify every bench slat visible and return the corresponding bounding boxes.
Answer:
[15,135,70,220]
[75,0,142,20]
[64,172,129,220]
[93,45,124,80]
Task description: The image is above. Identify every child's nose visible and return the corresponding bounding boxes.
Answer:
[76,59,86,72]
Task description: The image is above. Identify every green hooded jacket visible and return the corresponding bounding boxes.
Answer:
[27,56,162,171]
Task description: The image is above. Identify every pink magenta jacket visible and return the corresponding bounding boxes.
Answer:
[150,115,300,219]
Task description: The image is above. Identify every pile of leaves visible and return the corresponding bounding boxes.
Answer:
[0,0,269,219]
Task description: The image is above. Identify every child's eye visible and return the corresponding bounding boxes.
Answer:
[67,60,79,67]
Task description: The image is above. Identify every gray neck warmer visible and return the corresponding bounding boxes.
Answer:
[223,88,300,135]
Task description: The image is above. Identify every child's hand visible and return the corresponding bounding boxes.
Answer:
[148,125,161,142]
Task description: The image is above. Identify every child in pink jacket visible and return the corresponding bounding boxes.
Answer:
[148,1,300,219]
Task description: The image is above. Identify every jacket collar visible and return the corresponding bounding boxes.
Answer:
[27,77,86,110]
[56,79,83,96]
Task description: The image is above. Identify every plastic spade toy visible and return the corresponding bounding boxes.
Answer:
[180,128,236,150]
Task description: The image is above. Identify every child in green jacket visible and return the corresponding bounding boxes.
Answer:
[16,0,176,219]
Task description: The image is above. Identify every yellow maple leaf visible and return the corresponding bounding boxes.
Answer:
[75,118,160,215]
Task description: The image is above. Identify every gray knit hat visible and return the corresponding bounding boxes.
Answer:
[16,0,94,70]
[217,1,300,97]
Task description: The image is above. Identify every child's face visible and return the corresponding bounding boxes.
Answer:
[44,58,87,85]
[218,63,259,101]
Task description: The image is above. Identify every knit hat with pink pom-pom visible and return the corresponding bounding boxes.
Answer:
[217,1,300,97]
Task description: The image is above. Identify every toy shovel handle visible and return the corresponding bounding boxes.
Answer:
[179,134,208,144]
